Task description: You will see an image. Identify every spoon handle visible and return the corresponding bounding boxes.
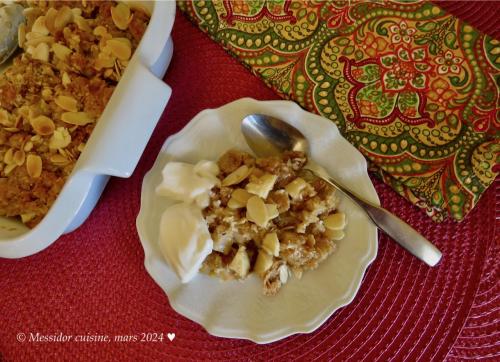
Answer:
[304,163,442,267]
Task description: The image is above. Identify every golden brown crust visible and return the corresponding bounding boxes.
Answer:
[0,1,149,226]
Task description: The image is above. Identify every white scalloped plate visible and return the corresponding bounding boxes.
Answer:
[136,98,379,344]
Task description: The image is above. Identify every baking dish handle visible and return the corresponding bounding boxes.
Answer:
[77,60,171,178]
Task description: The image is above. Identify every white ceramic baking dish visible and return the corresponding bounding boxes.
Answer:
[0,1,176,258]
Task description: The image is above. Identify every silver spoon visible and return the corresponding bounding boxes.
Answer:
[241,114,442,267]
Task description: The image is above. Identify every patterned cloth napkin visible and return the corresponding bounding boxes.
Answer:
[178,0,499,222]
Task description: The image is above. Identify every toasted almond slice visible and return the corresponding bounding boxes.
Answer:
[62,72,71,87]
[266,204,279,219]
[232,188,252,203]
[0,109,10,126]
[54,6,73,30]
[13,150,26,166]
[4,163,17,175]
[52,43,72,61]
[285,177,308,199]
[18,23,26,48]
[21,213,36,223]
[229,246,250,278]
[324,212,346,230]
[4,148,14,165]
[105,38,132,61]
[61,112,94,126]
[93,25,108,37]
[29,42,50,62]
[44,7,57,33]
[227,188,253,209]
[49,127,71,150]
[94,52,115,70]
[246,173,277,199]
[222,165,251,186]
[24,35,54,48]
[254,250,273,276]
[50,154,70,165]
[246,195,269,227]
[73,15,90,32]
[24,141,33,152]
[30,115,55,135]
[262,232,280,257]
[26,154,42,178]
[111,3,132,30]
[54,95,78,112]
[71,8,82,17]
[31,16,49,35]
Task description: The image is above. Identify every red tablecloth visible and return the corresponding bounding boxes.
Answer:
[1,3,498,361]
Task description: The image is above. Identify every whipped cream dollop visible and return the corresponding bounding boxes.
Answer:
[156,160,219,208]
[156,160,219,283]
[158,203,213,283]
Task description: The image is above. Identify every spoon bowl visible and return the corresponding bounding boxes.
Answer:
[241,113,442,267]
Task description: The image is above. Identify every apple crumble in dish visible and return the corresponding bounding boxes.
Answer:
[0,1,149,227]
[201,149,347,296]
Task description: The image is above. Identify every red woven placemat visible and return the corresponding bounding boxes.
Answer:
[0,4,499,361]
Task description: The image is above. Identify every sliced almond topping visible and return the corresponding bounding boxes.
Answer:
[21,213,36,223]
[246,173,277,199]
[93,25,108,37]
[52,43,72,60]
[62,72,71,87]
[26,154,42,178]
[4,148,14,165]
[61,112,94,126]
[49,127,71,150]
[262,232,280,257]
[30,115,55,135]
[0,109,11,126]
[246,195,269,227]
[18,23,26,48]
[324,212,346,231]
[73,15,90,32]
[54,95,78,112]
[266,204,279,219]
[13,150,26,166]
[254,250,273,276]
[111,3,132,30]
[222,165,252,186]
[24,141,33,152]
[105,38,132,61]
[44,7,57,33]
[71,8,82,17]
[50,154,70,165]
[31,16,49,35]
[227,188,252,209]
[30,42,50,62]
[94,52,115,70]
[285,177,308,199]
[229,246,250,278]
[4,163,17,175]
[54,6,73,30]
[24,35,54,48]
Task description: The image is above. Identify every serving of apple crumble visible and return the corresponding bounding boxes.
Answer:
[201,149,347,296]
[0,1,149,227]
